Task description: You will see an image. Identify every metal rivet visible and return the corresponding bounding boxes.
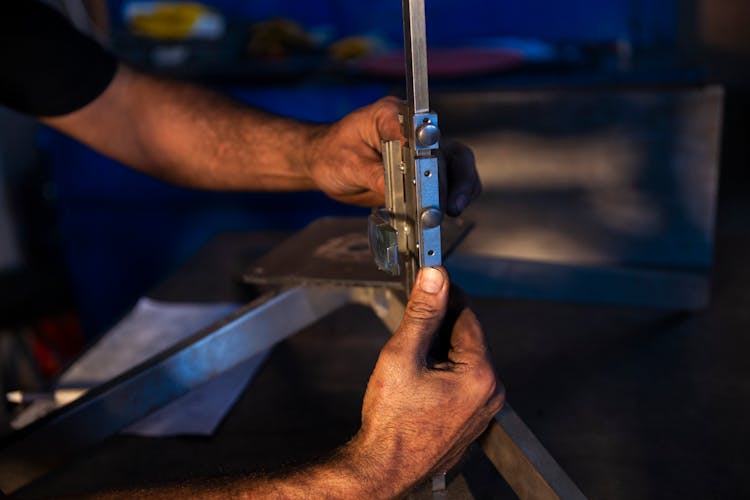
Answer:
[424,170,431,177]
[428,250,435,256]
[416,122,441,147]
[420,207,443,228]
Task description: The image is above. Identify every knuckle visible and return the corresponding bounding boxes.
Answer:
[471,363,499,399]
[488,388,506,415]
[370,164,384,182]
[378,340,403,360]
[374,98,396,116]
[379,95,401,108]
[406,298,439,321]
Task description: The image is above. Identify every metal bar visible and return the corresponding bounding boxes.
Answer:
[0,285,354,495]
[480,405,587,500]
[402,0,430,114]
[351,287,406,333]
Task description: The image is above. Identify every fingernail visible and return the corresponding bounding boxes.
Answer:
[455,194,469,213]
[419,267,444,294]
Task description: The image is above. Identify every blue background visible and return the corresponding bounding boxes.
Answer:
[54,0,679,335]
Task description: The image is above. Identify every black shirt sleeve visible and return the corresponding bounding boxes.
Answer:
[0,2,118,117]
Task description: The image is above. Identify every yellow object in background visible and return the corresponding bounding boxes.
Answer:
[125,2,225,40]
[328,36,380,61]
[246,19,316,58]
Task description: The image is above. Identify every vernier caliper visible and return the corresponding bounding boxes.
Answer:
[368,4,446,492]
[369,0,442,296]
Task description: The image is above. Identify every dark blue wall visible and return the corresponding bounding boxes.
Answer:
[111,0,677,46]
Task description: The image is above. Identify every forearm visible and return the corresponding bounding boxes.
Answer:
[242,440,400,500]
[42,65,323,192]
[88,437,408,500]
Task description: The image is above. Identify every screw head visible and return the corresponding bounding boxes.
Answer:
[420,207,443,228]
[416,122,441,147]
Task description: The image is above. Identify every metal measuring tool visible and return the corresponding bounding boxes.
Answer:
[368,0,443,297]
[369,1,447,494]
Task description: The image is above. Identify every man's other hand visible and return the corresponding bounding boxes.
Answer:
[305,97,481,213]
[347,267,505,496]
[89,267,502,500]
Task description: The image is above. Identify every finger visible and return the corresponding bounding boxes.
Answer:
[331,158,386,207]
[372,96,406,145]
[429,284,470,364]
[430,419,490,475]
[431,402,502,475]
[446,143,481,216]
[486,383,507,416]
[393,267,450,363]
[448,308,491,363]
[442,140,481,216]
[363,159,386,199]
[431,446,471,478]
[334,187,384,207]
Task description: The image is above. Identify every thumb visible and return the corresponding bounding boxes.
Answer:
[393,267,450,362]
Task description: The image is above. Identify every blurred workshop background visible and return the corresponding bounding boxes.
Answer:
[0,0,748,414]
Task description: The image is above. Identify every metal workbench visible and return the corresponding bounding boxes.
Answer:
[8,225,749,498]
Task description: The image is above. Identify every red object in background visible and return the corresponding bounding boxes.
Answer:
[357,47,525,78]
[30,312,84,379]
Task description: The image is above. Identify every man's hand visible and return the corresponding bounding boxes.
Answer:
[44,69,479,211]
[90,267,502,500]
[347,266,505,496]
[305,97,481,213]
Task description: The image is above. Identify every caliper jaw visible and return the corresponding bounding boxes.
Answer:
[369,107,442,295]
